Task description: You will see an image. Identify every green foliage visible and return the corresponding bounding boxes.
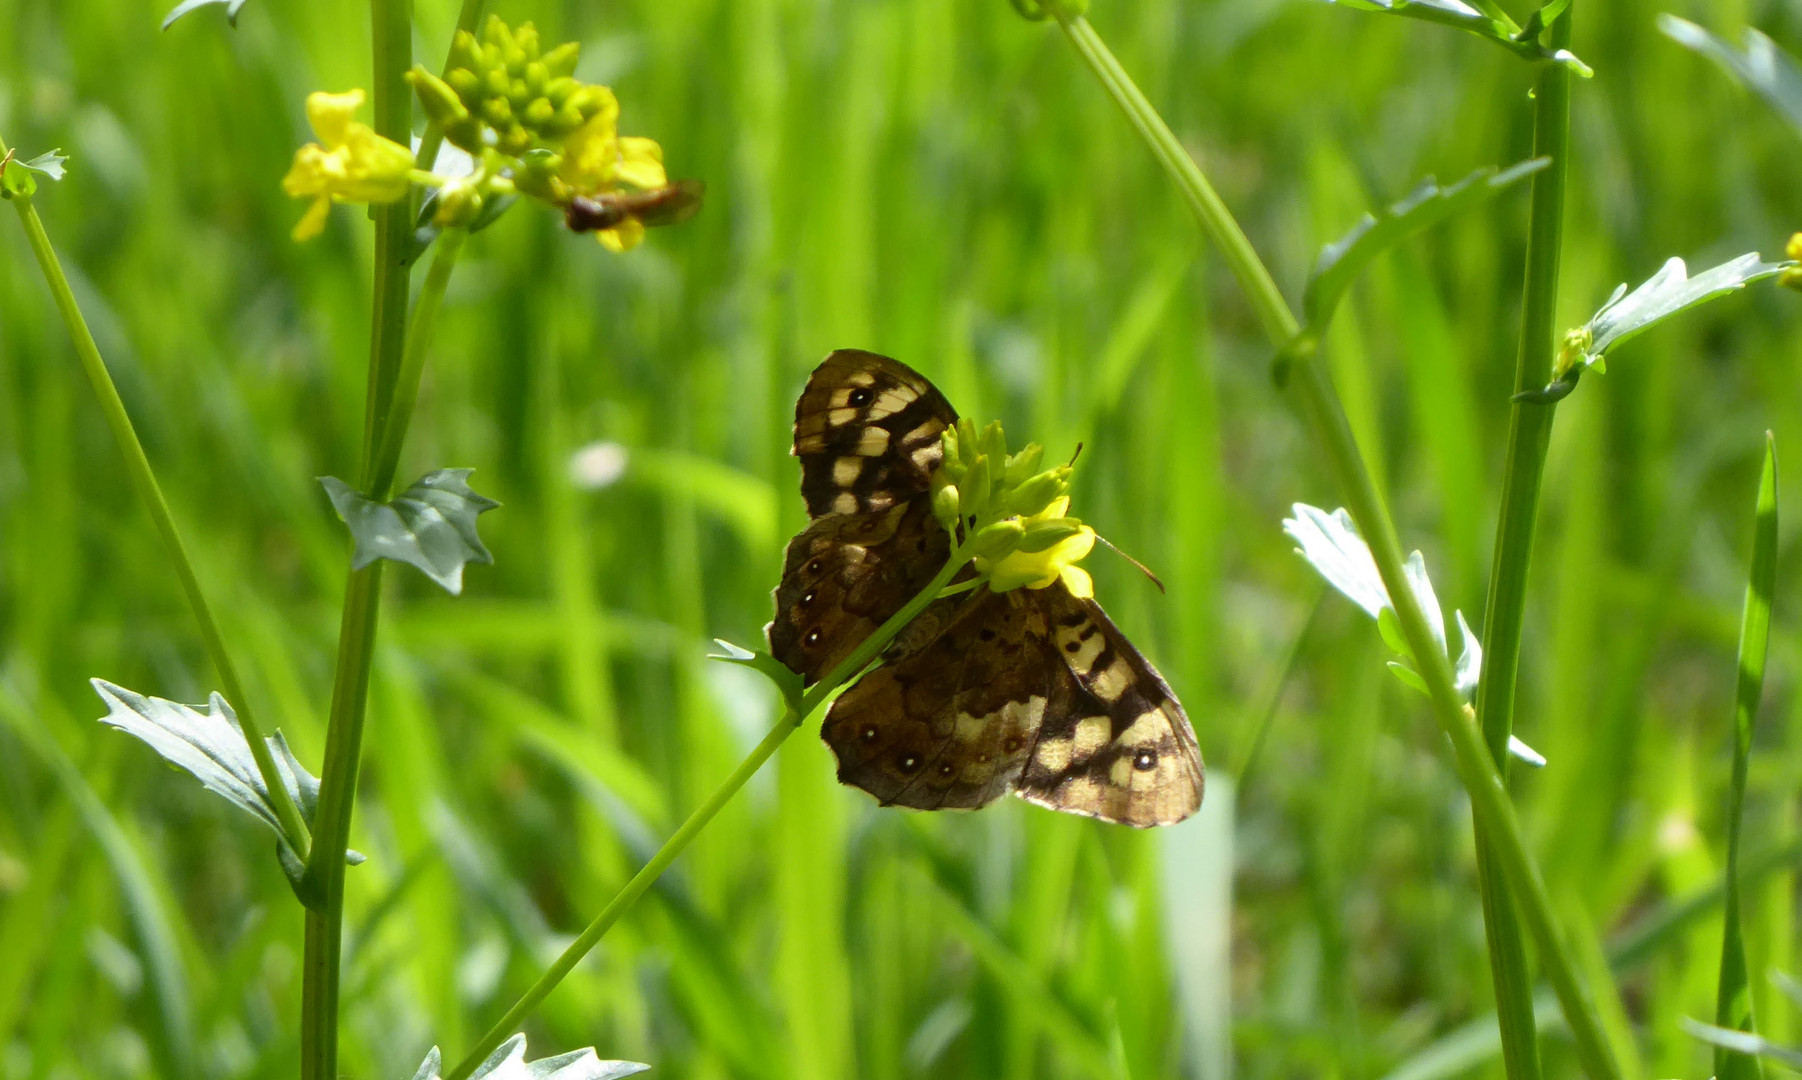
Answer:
[320,469,500,595]
[1315,0,1591,72]
[3,0,1801,1078]
[1660,16,1802,138]
[91,679,361,884]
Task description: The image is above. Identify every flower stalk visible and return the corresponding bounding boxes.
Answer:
[1473,9,1578,1078]
[444,546,976,1080]
[1041,10,1621,1078]
[0,131,313,863]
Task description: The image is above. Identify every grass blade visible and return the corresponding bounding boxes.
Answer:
[1714,433,1777,1080]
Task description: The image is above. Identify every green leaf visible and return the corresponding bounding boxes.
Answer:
[1685,1020,1802,1071]
[161,0,252,29]
[1315,0,1591,72]
[1387,660,1430,696]
[1302,161,1549,333]
[412,1034,651,1080]
[709,638,804,710]
[320,468,500,595]
[91,679,364,887]
[1524,254,1793,400]
[1659,16,1802,139]
[1714,433,1777,1080]
[18,149,68,181]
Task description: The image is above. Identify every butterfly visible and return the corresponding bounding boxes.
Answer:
[767,349,1204,827]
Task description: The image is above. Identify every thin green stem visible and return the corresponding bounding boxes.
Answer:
[1051,14,1298,344]
[1047,16,1620,1079]
[1473,10,1576,1078]
[369,227,467,498]
[2,138,312,862]
[299,2,413,1077]
[412,0,489,186]
[445,551,973,1080]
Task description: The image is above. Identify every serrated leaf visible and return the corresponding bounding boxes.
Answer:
[91,679,364,884]
[320,469,500,595]
[709,639,804,708]
[411,1034,650,1080]
[1659,16,1802,139]
[18,149,68,181]
[161,0,252,29]
[1527,254,1793,400]
[1314,0,1590,72]
[1284,504,1489,706]
[1302,161,1549,333]
[1684,1019,1802,1070]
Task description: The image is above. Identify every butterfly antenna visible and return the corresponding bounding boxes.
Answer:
[1096,535,1165,594]
[1067,442,1084,467]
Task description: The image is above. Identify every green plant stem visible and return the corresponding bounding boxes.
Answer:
[369,227,467,497]
[1051,13,1297,344]
[299,2,413,1078]
[445,551,973,1080]
[1048,14,1620,1079]
[413,0,489,185]
[1471,11,1576,1079]
[1,138,313,862]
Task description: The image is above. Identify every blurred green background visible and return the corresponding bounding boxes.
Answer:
[2,0,1800,1077]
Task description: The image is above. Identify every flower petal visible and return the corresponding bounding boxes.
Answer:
[306,89,367,148]
[614,136,667,189]
[1060,565,1094,599]
[291,195,333,242]
[597,217,645,252]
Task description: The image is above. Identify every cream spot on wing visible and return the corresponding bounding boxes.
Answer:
[828,407,859,427]
[1117,708,1166,746]
[1036,736,1073,774]
[856,427,890,455]
[954,712,988,742]
[846,371,877,387]
[869,389,914,419]
[1072,716,1111,761]
[1109,755,1135,787]
[796,434,827,454]
[903,420,942,446]
[832,491,859,514]
[910,444,939,470]
[833,457,862,486]
[1056,624,1105,676]
[1090,658,1133,702]
[1061,776,1103,811]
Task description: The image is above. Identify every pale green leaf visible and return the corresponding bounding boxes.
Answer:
[161,0,252,29]
[1315,0,1590,71]
[411,1034,650,1080]
[1659,15,1802,138]
[320,468,500,595]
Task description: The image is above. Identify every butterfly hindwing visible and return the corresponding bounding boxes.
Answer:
[793,349,957,519]
[768,498,950,684]
[1015,589,1204,827]
[823,589,1046,810]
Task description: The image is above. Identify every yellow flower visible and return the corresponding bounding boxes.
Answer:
[560,102,667,251]
[977,497,1098,598]
[281,90,415,241]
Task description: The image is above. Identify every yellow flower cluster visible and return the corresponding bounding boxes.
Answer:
[976,497,1098,598]
[282,17,691,251]
[281,90,413,242]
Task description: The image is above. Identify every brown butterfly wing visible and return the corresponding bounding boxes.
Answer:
[1014,588,1204,827]
[768,498,950,684]
[822,589,1046,810]
[792,349,957,519]
[821,584,1204,827]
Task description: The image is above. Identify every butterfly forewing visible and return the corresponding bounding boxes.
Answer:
[770,349,1204,827]
[793,349,956,519]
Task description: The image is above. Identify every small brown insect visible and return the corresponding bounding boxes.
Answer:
[564,179,704,234]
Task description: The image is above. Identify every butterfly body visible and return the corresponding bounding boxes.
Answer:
[769,350,1203,827]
